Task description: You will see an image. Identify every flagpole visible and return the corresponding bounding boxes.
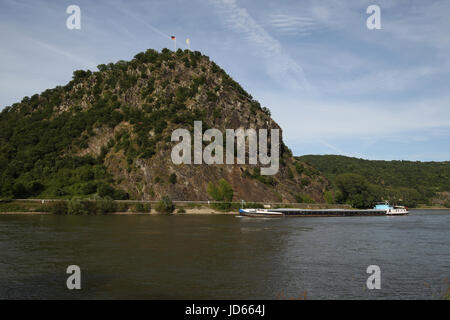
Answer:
[171,36,176,51]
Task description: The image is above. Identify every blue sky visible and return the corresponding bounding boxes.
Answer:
[1,0,449,160]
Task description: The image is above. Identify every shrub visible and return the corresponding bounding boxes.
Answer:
[155,196,174,214]
[207,179,233,202]
[95,196,117,214]
[97,183,115,198]
[300,178,310,186]
[28,181,44,195]
[68,198,88,215]
[135,203,151,213]
[207,179,234,210]
[12,182,29,198]
[113,188,129,200]
[295,163,304,175]
[250,101,260,114]
[169,173,177,184]
[65,196,117,215]
[287,167,294,179]
[324,191,334,204]
[116,202,129,212]
[97,64,107,72]
[295,194,315,204]
[46,201,68,215]
[72,70,91,82]
[207,91,218,102]
[261,107,271,116]
[177,207,186,213]
[97,183,128,200]
[80,181,97,195]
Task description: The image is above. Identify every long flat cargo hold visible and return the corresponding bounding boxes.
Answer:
[239,202,408,217]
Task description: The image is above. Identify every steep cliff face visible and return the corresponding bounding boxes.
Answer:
[0,48,330,202]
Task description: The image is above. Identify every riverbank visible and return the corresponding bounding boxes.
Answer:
[112,208,236,215]
[0,211,51,215]
[0,199,350,215]
[0,206,236,215]
[0,210,236,215]
[1,199,448,215]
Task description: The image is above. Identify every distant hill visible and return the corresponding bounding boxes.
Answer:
[0,48,330,203]
[297,155,450,207]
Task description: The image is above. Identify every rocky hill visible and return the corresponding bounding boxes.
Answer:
[0,48,330,203]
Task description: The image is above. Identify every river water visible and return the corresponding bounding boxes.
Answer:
[0,210,448,299]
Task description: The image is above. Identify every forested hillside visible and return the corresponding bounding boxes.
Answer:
[297,155,450,208]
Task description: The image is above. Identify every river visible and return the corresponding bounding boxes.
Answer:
[0,209,448,299]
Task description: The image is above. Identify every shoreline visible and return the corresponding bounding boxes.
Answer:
[1,208,450,215]
[1,201,449,216]
[0,209,237,215]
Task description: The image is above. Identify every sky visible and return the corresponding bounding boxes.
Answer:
[1,0,449,161]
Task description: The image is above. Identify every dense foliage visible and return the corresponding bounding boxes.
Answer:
[0,48,263,201]
[297,155,450,207]
[39,196,117,215]
[155,196,175,213]
[207,179,234,210]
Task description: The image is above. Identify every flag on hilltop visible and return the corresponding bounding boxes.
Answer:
[170,36,176,50]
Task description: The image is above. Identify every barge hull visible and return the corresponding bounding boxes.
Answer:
[239,209,406,217]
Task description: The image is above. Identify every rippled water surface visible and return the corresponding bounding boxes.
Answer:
[0,210,448,299]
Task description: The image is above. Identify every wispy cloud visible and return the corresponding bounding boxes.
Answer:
[30,38,97,69]
[318,65,439,96]
[210,0,310,90]
[110,0,171,40]
[267,14,320,35]
[316,138,346,155]
[384,0,450,49]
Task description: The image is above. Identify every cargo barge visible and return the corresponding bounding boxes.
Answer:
[238,202,408,217]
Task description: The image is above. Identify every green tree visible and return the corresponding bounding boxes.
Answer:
[95,196,117,214]
[207,179,234,210]
[335,173,375,208]
[68,198,89,215]
[295,194,315,204]
[135,203,151,213]
[47,201,68,215]
[324,191,334,204]
[207,179,233,202]
[155,196,174,214]
[12,182,29,198]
